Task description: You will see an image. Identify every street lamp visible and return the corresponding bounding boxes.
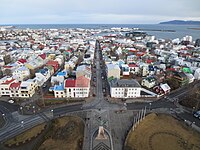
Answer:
[192,107,195,114]
[21,120,24,128]
[2,113,5,119]
[149,103,152,111]
[33,106,35,114]
[51,109,54,118]
[20,106,23,115]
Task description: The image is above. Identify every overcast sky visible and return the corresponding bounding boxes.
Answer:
[0,0,200,24]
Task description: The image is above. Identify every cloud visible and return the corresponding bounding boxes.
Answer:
[0,0,200,24]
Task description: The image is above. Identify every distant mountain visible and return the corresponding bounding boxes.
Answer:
[159,20,200,25]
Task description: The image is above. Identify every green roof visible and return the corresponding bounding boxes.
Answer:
[182,67,192,74]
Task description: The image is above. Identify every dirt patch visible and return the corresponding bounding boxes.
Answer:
[124,113,200,150]
[38,116,84,150]
[179,87,200,110]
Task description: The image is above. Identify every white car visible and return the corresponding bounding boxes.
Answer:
[8,100,14,103]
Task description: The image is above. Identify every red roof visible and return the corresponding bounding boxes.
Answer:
[128,64,138,67]
[2,79,15,85]
[66,50,72,52]
[76,76,90,87]
[3,66,12,69]
[146,59,153,64]
[167,68,176,71]
[39,53,46,60]
[136,52,145,57]
[9,82,21,89]
[65,79,76,88]
[18,59,27,64]
[47,60,59,65]
[129,49,137,52]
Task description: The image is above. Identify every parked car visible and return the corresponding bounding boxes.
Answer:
[193,111,200,119]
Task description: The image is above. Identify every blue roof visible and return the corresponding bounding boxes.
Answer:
[18,66,28,71]
[37,68,48,75]
[54,83,64,91]
[57,71,67,76]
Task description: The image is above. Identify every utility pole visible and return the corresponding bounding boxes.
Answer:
[40,86,45,107]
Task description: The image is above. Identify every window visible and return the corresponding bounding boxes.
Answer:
[56,92,58,94]
[69,89,71,92]
[1,88,4,90]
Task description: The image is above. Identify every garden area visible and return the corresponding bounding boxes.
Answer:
[124,113,200,150]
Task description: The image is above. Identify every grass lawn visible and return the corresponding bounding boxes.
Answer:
[125,113,200,150]
[4,123,46,146]
[38,116,84,150]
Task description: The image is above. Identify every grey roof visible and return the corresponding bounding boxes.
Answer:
[110,78,141,88]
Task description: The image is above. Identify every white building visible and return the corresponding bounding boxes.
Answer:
[127,55,137,64]
[63,75,90,98]
[12,66,30,81]
[19,79,38,97]
[9,82,21,97]
[194,68,200,80]
[121,64,129,76]
[64,79,76,98]
[0,78,15,96]
[54,83,65,98]
[106,64,120,79]
[128,64,140,75]
[141,76,156,89]
[110,79,141,98]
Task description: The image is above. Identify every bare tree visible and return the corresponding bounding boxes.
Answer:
[4,69,12,76]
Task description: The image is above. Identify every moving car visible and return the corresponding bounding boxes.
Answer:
[8,99,14,103]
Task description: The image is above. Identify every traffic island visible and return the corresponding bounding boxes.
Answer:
[124,113,200,150]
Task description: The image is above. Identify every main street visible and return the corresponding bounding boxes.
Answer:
[0,41,200,149]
